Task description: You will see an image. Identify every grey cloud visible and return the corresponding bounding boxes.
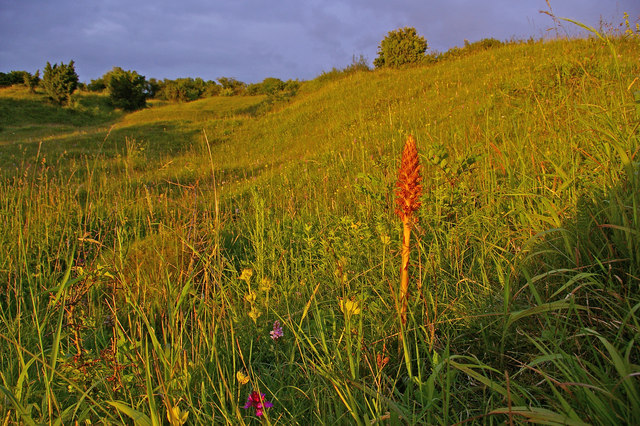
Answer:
[1,0,638,83]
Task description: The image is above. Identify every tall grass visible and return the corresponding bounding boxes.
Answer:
[1,28,639,424]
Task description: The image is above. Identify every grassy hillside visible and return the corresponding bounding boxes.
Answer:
[1,33,639,424]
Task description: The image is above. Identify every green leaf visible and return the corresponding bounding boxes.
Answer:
[0,385,37,426]
[106,400,153,426]
[449,359,524,406]
[490,406,588,425]
[505,299,584,330]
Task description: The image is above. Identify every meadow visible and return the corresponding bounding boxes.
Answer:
[1,29,639,424]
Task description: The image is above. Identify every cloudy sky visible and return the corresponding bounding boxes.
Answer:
[1,1,638,84]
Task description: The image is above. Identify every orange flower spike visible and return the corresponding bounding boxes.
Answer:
[395,135,423,325]
[395,135,423,222]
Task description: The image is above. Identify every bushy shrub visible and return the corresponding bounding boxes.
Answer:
[247,77,284,95]
[146,78,162,98]
[203,82,221,97]
[277,79,300,101]
[23,71,40,92]
[87,77,106,92]
[157,78,219,102]
[373,27,427,68]
[246,77,300,104]
[42,61,79,105]
[259,77,286,96]
[217,77,246,96]
[163,78,202,102]
[0,70,30,87]
[106,67,148,111]
[463,38,504,53]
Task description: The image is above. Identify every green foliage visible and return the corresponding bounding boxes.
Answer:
[146,78,162,98]
[203,81,221,97]
[153,78,220,102]
[158,78,217,102]
[0,70,30,87]
[87,77,106,92]
[246,78,299,105]
[464,37,503,51]
[105,67,148,111]
[41,61,79,105]
[217,76,246,96]
[247,77,285,96]
[373,27,427,68]
[23,70,40,93]
[260,77,286,95]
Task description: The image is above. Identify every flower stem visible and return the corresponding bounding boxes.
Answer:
[400,219,412,324]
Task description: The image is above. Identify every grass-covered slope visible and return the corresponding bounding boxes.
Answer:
[1,34,639,424]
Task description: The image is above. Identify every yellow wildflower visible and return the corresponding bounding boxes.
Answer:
[240,268,253,282]
[339,298,361,317]
[236,370,250,385]
[167,405,189,426]
[248,307,262,323]
[244,291,256,304]
[259,277,273,292]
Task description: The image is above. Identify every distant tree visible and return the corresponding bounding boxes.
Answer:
[0,70,30,87]
[159,78,204,102]
[146,78,162,98]
[23,70,40,92]
[246,82,260,96]
[106,67,148,111]
[283,79,300,94]
[203,80,221,97]
[217,77,246,96]
[373,27,428,68]
[247,77,285,96]
[42,61,79,105]
[260,77,286,96]
[463,38,503,52]
[88,77,107,92]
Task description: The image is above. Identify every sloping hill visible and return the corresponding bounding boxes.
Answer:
[0,35,639,424]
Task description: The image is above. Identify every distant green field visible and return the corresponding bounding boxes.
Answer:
[1,33,639,424]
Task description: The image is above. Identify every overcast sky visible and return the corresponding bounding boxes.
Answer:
[1,1,638,84]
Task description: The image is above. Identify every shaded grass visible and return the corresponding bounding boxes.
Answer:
[0,88,121,143]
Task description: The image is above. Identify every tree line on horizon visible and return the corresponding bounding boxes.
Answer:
[1,27,509,112]
[0,62,302,111]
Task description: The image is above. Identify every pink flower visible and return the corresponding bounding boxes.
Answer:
[243,391,273,417]
[270,320,283,340]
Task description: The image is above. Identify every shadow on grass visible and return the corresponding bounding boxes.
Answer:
[0,121,201,175]
[0,92,121,133]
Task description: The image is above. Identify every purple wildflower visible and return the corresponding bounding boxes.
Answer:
[243,391,273,417]
[270,320,283,341]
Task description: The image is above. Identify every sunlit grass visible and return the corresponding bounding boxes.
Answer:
[0,31,639,424]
